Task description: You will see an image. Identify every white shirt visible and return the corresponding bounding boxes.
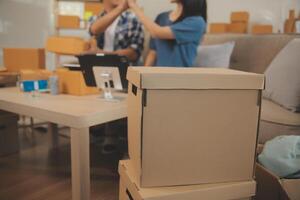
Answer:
[103,16,120,52]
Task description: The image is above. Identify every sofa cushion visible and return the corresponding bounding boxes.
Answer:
[264,39,300,112]
[194,41,235,68]
[202,34,300,73]
[261,99,300,126]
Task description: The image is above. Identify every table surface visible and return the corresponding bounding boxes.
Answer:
[0,87,128,128]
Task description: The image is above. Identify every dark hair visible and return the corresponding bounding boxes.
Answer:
[176,0,207,23]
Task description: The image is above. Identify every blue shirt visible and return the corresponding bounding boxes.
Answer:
[150,12,206,67]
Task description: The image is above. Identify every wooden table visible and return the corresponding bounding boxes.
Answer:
[0,87,127,200]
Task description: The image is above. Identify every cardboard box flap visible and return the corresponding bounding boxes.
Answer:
[281,179,300,200]
[119,160,256,200]
[127,67,265,90]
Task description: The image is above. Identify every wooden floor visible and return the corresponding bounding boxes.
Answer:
[0,126,125,200]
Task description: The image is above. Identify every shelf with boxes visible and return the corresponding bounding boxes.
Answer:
[119,67,265,200]
[51,0,103,66]
[210,11,274,35]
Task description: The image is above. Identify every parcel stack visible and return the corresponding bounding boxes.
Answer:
[119,67,265,200]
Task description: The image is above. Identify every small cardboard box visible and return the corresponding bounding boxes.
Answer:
[57,15,80,29]
[119,160,256,200]
[210,23,229,33]
[255,164,300,200]
[56,68,98,96]
[20,69,53,81]
[228,22,248,33]
[252,25,273,34]
[46,36,89,55]
[3,48,45,72]
[85,2,103,16]
[127,67,265,187]
[0,72,18,87]
[231,12,250,23]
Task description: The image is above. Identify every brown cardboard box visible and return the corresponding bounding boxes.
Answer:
[57,15,80,29]
[127,67,265,187]
[228,22,248,33]
[0,72,18,87]
[56,68,98,96]
[46,36,89,55]
[231,12,250,23]
[210,23,229,33]
[3,48,45,72]
[119,160,256,200]
[20,69,53,81]
[85,2,103,16]
[0,112,19,157]
[256,164,300,200]
[252,25,273,34]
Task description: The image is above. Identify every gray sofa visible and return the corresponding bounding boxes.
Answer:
[202,34,300,143]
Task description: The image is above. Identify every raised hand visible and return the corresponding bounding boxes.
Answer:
[127,0,138,9]
[118,0,129,11]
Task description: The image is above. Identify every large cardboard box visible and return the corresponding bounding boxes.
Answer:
[228,22,248,33]
[256,164,300,200]
[252,25,273,34]
[56,68,98,96]
[127,67,265,187]
[119,160,255,200]
[231,12,250,23]
[57,15,80,29]
[210,23,229,34]
[3,48,45,72]
[0,111,19,157]
[46,36,89,55]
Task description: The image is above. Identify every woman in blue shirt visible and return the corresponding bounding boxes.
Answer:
[127,0,207,67]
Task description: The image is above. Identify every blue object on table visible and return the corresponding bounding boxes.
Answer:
[38,80,48,91]
[22,80,35,92]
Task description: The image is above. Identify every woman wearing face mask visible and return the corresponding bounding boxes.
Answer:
[127,0,207,67]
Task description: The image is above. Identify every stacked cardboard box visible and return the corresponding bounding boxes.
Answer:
[57,15,80,29]
[252,25,273,34]
[46,36,89,55]
[229,12,249,33]
[56,68,98,96]
[210,23,229,34]
[120,67,265,199]
[3,48,45,72]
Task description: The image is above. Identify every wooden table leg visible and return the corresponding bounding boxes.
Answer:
[48,123,59,148]
[70,127,90,200]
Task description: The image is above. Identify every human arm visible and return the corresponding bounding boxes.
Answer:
[144,50,156,66]
[90,0,128,35]
[127,0,174,40]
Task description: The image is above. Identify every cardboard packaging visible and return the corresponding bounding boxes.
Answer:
[252,25,273,34]
[228,22,248,33]
[119,160,255,200]
[256,164,300,200]
[210,23,229,33]
[0,111,19,157]
[127,67,265,187]
[231,12,250,23]
[3,48,45,72]
[56,68,98,96]
[85,2,103,16]
[57,15,80,29]
[20,69,53,81]
[0,72,18,87]
[46,36,89,55]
